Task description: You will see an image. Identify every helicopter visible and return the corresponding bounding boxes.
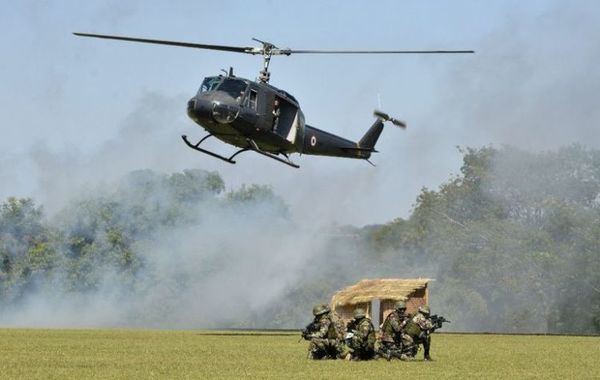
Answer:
[74,33,474,168]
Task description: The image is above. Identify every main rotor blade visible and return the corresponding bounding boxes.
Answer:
[280,49,475,54]
[73,32,254,54]
[73,33,475,56]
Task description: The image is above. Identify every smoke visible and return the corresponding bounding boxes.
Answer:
[0,170,334,328]
[0,91,190,214]
[2,1,600,332]
[432,2,600,151]
[0,87,335,328]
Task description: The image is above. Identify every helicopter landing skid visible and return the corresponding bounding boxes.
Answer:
[246,139,299,168]
[181,134,299,168]
[182,134,245,164]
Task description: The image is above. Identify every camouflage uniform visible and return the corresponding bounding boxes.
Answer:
[346,309,376,360]
[380,301,411,359]
[304,304,350,360]
[404,305,435,361]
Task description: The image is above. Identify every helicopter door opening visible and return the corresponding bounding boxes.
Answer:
[248,90,258,110]
[273,97,298,143]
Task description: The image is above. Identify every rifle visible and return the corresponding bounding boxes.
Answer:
[299,321,319,342]
[344,319,358,345]
[429,314,451,330]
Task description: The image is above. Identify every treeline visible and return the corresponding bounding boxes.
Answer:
[0,169,288,320]
[369,145,600,334]
[1,146,599,334]
[266,145,600,334]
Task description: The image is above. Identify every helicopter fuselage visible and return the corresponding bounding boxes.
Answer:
[186,74,378,162]
[72,31,471,168]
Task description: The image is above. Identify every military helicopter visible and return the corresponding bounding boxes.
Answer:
[74,33,473,168]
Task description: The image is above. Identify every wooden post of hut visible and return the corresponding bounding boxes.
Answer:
[330,278,433,327]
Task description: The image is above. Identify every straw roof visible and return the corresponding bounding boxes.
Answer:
[331,278,433,307]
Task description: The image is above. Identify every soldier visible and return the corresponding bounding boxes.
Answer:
[302,304,351,360]
[272,98,281,132]
[404,305,435,361]
[379,300,411,360]
[345,308,376,360]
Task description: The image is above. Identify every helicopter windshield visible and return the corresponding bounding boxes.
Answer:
[217,78,249,100]
[199,77,222,93]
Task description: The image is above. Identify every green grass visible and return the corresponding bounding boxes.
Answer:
[0,329,598,379]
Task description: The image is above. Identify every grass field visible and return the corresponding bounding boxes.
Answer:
[0,329,598,379]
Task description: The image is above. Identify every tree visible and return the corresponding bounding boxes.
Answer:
[0,198,57,303]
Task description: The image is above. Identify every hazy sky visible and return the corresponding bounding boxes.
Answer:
[1,0,599,225]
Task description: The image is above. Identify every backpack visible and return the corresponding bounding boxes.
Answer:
[328,311,347,340]
[364,319,376,349]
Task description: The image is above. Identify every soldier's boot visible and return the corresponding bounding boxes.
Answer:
[308,340,321,360]
[423,347,433,361]
[382,349,392,361]
[423,348,433,361]
[308,346,326,360]
[376,346,390,361]
[377,347,389,360]
[339,345,353,361]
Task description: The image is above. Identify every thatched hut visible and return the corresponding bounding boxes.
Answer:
[330,278,432,326]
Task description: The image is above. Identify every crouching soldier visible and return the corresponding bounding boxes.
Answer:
[379,300,411,360]
[345,308,376,360]
[404,305,435,361]
[302,304,351,360]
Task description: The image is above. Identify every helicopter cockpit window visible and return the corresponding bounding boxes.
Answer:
[217,79,249,102]
[199,77,222,93]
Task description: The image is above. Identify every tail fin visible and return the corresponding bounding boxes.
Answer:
[359,119,384,150]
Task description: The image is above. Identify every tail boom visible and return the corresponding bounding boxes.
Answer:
[301,110,405,160]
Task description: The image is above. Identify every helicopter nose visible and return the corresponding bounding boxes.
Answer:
[187,98,195,112]
[187,97,201,120]
[211,101,239,124]
[187,96,213,122]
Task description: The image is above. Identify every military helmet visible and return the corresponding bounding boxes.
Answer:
[353,308,367,319]
[312,304,330,316]
[395,300,407,310]
[418,305,431,315]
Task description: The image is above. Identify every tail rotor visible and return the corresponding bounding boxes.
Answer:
[374,109,407,129]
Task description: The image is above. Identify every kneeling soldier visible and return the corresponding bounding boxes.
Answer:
[380,300,411,360]
[302,304,351,360]
[404,305,435,361]
[345,308,376,360]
